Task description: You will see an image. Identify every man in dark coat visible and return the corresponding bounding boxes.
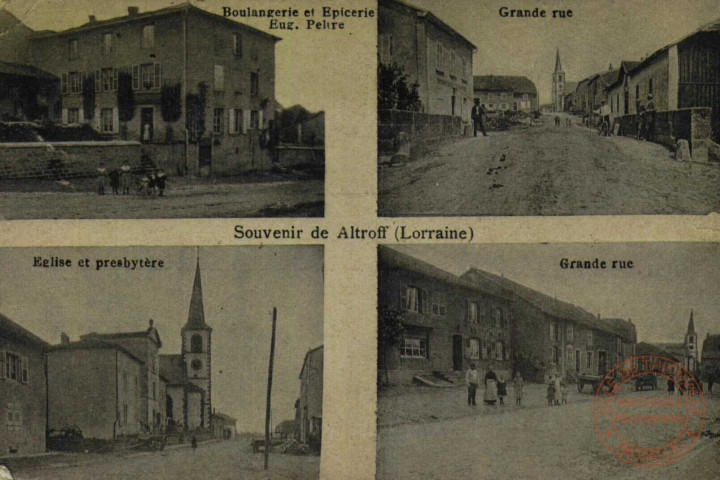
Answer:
[471,99,488,137]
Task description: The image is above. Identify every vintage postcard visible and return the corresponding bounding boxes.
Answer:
[0,246,324,479]
[377,243,720,479]
[378,0,720,216]
[0,1,327,219]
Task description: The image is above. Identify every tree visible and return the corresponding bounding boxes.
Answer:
[117,71,135,139]
[82,76,95,121]
[378,307,405,388]
[161,83,182,142]
[378,63,421,112]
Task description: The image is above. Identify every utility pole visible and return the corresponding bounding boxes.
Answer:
[264,307,277,470]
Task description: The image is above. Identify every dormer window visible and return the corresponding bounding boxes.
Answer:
[142,25,155,49]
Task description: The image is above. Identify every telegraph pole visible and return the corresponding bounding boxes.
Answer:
[264,307,277,470]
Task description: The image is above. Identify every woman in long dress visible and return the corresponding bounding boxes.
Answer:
[553,374,561,406]
[484,367,498,405]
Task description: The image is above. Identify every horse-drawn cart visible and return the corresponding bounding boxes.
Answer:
[128,433,167,451]
[577,374,614,394]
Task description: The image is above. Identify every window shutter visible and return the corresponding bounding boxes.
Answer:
[258,109,264,129]
[421,289,428,314]
[94,108,101,130]
[466,301,470,323]
[228,108,235,134]
[21,357,28,384]
[95,70,101,92]
[62,108,68,125]
[112,107,120,133]
[78,108,84,124]
[113,69,119,91]
[550,323,554,340]
[61,73,68,94]
[242,109,250,134]
[132,65,140,90]
[400,285,407,310]
[0,351,5,379]
[155,63,162,89]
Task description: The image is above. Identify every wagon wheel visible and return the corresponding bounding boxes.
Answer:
[577,381,584,393]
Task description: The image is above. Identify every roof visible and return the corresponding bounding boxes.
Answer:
[0,312,49,348]
[652,342,686,359]
[30,3,281,42]
[185,382,205,394]
[474,75,537,94]
[299,345,324,380]
[48,340,144,364]
[381,0,477,51]
[702,334,720,361]
[212,412,237,422]
[554,49,563,73]
[607,61,642,90]
[0,61,57,81]
[461,268,635,342]
[81,324,162,348]
[184,257,211,331]
[159,354,185,385]
[378,246,512,301]
[636,342,680,362]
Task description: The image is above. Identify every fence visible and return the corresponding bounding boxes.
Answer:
[378,109,465,156]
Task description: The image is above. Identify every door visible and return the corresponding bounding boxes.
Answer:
[141,107,154,143]
[452,335,463,371]
[199,138,212,176]
[598,351,607,376]
[575,350,580,373]
[624,91,629,115]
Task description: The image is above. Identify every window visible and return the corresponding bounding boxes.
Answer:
[496,341,505,361]
[501,103,508,110]
[501,92,507,99]
[436,43,443,71]
[401,286,427,313]
[214,34,224,54]
[468,338,480,359]
[488,103,494,109]
[101,108,114,132]
[250,72,259,96]
[587,331,593,346]
[231,108,243,134]
[5,403,21,432]
[399,336,427,358]
[492,307,504,328]
[635,84,640,103]
[523,93,529,100]
[551,346,559,364]
[69,72,82,94]
[467,302,478,323]
[450,51,456,76]
[430,292,446,316]
[133,63,162,90]
[103,33,113,54]
[379,34,393,63]
[5,353,19,381]
[101,68,117,91]
[567,325,574,342]
[213,108,224,135]
[648,78,653,95]
[586,351,593,369]
[142,25,155,49]
[68,39,78,59]
[250,110,260,129]
[191,334,203,353]
[566,346,574,367]
[214,65,224,92]
[462,58,468,78]
[233,33,243,57]
[68,108,80,124]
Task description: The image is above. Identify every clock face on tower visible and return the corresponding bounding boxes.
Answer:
[191,359,203,371]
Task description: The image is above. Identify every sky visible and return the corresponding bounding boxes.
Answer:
[391,243,720,356]
[0,246,324,433]
[403,0,720,105]
[1,0,364,112]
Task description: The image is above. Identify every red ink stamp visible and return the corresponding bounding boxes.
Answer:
[593,355,705,467]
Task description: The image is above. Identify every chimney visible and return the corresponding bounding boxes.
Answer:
[60,332,70,344]
[88,15,97,23]
[609,63,613,70]
[128,7,139,17]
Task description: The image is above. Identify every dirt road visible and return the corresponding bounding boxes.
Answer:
[378,387,720,480]
[378,114,720,216]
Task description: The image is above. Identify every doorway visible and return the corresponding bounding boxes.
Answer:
[598,351,607,376]
[452,335,463,371]
[141,107,154,143]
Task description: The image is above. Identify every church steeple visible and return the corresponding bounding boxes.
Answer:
[554,48,563,73]
[687,309,696,335]
[184,253,211,331]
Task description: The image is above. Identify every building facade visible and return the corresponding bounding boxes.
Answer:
[297,345,323,446]
[473,75,538,114]
[2,4,280,176]
[46,340,143,439]
[378,0,476,122]
[378,247,514,385]
[0,314,48,456]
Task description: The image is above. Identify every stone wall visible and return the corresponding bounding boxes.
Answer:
[0,141,143,179]
[276,146,325,169]
[615,107,714,161]
[378,109,464,156]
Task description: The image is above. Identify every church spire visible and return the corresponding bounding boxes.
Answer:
[554,48,563,73]
[184,250,211,331]
[687,309,696,335]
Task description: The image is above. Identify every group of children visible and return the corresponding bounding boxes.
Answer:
[96,162,168,197]
[547,375,568,406]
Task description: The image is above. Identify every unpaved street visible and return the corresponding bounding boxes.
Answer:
[378,115,720,216]
[377,386,720,480]
[13,438,319,480]
[0,176,323,219]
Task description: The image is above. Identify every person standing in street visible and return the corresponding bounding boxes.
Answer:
[471,99,488,137]
[484,365,498,405]
[96,162,108,195]
[497,375,507,405]
[466,363,479,406]
[513,372,524,406]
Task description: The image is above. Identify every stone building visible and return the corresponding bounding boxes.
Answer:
[473,75,538,114]
[297,345,323,445]
[1,3,281,176]
[0,313,48,455]
[46,339,144,439]
[378,247,637,385]
[378,247,514,385]
[378,0,476,122]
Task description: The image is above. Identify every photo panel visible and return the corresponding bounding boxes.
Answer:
[378,243,720,479]
[0,245,324,480]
